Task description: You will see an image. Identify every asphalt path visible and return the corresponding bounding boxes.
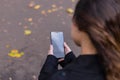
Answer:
[0,0,80,80]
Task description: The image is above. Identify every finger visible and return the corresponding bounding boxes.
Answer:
[64,42,72,54]
[58,58,64,62]
[50,45,53,51]
[64,42,69,48]
[64,42,71,50]
[48,45,54,55]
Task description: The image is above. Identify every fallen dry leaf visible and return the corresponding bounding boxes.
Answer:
[28,18,33,22]
[72,0,75,2]
[48,10,52,13]
[66,8,74,14]
[52,4,57,8]
[34,5,41,10]
[41,10,47,16]
[28,1,35,8]
[8,49,24,58]
[24,29,32,35]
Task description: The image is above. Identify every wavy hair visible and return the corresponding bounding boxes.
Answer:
[73,0,120,80]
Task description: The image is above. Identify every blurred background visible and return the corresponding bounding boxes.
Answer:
[0,0,80,80]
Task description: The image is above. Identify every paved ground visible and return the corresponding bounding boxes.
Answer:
[0,0,80,80]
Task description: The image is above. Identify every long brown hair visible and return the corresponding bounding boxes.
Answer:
[73,0,120,80]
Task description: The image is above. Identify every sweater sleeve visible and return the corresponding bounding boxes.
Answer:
[38,55,58,80]
[59,51,76,68]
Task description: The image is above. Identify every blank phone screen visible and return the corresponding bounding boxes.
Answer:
[51,32,65,58]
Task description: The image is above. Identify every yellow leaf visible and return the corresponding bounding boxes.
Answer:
[11,49,19,53]
[72,0,75,2]
[28,18,33,22]
[15,54,21,58]
[20,52,24,55]
[66,8,74,14]
[34,5,41,10]
[48,10,52,13]
[8,49,25,58]
[24,30,32,35]
[8,53,16,57]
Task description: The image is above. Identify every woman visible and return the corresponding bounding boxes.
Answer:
[38,0,120,80]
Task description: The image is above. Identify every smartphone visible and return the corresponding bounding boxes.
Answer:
[50,32,65,58]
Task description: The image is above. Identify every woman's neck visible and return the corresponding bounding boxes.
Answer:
[80,38,97,55]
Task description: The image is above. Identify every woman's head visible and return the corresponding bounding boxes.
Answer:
[72,0,120,80]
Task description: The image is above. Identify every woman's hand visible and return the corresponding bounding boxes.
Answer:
[48,43,72,62]
[64,42,72,55]
[59,42,72,62]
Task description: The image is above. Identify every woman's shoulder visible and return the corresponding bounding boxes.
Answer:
[49,68,105,80]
